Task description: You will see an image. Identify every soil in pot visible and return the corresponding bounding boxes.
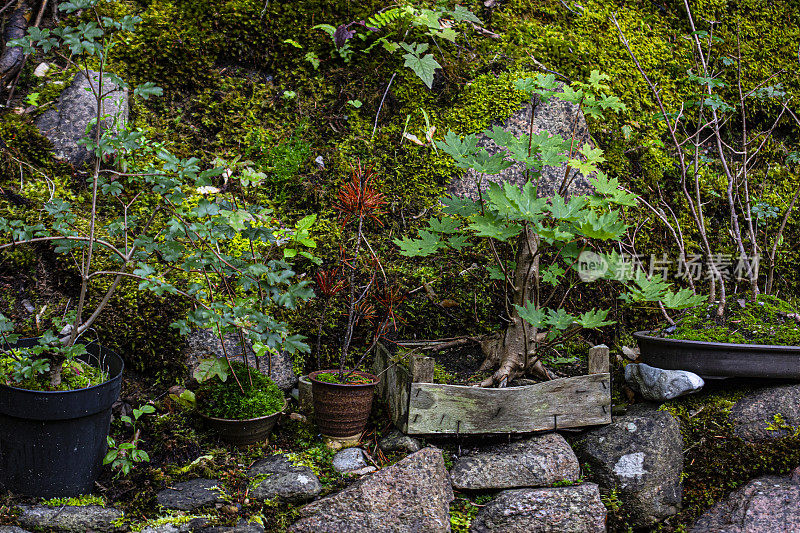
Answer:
[195,361,286,446]
[308,369,378,438]
[395,338,592,386]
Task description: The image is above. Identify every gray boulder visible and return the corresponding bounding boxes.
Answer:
[379,429,422,454]
[446,83,593,201]
[332,447,369,473]
[689,471,800,532]
[625,363,704,401]
[156,478,223,511]
[186,328,298,391]
[143,520,265,533]
[450,432,580,490]
[575,409,683,527]
[247,454,321,504]
[289,447,454,532]
[730,384,800,441]
[17,505,124,533]
[0,527,32,533]
[141,518,210,533]
[35,70,129,167]
[469,483,606,533]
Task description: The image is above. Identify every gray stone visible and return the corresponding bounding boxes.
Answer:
[625,363,704,401]
[0,527,32,533]
[446,84,593,202]
[200,521,266,533]
[35,70,129,167]
[140,518,210,533]
[289,447,454,533]
[186,328,298,391]
[450,432,580,490]
[575,410,683,527]
[379,429,422,454]
[469,483,606,533]
[17,504,124,533]
[247,454,321,504]
[156,478,223,511]
[689,472,800,532]
[332,447,369,473]
[730,384,800,441]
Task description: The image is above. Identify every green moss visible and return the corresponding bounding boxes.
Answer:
[196,361,285,419]
[660,294,800,345]
[0,356,106,391]
[654,387,800,529]
[450,494,494,533]
[42,495,105,507]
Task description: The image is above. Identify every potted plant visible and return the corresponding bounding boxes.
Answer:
[193,361,288,446]
[612,4,800,376]
[307,161,399,439]
[0,0,315,494]
[394,71,702,394]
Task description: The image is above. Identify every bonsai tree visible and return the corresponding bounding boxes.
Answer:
[396,72,703,387]
[612,2,800,313]
[0,0,315,393]
[311,160,404,383]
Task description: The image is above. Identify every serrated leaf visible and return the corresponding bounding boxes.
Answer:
[402,52,441,89]
[428,217,461,234]
[193,357,229,383]
[514,302,546,328]
[394,230,443,257]
[576,309,615,329]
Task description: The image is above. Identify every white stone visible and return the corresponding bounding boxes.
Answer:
[625,363,704,401]
[33,63,50,77]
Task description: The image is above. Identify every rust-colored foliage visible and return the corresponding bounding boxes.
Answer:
[314,269,345,298]
[335,160,385,226]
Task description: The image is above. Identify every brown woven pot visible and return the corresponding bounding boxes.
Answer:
[308,370,378,438]
[200,398,287,447]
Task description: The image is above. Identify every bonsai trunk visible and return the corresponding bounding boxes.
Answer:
[479,228,551,387]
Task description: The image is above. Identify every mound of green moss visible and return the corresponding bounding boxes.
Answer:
[196,361,285,419]
[660,294,800,346]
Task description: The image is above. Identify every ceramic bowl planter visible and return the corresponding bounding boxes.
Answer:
[199,398,287,447]
[308,370,379,438]
[634,331,800,379]
[0,339,124,497]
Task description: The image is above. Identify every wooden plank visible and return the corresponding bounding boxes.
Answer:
[410,355,435,383]
[406,373,611,434]
[373,344,411,432]
[588,344,610,374]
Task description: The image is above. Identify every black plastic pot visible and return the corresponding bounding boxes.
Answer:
[634,331,800,379]
[0,339,124,497]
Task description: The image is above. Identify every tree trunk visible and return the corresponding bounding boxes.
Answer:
[478,228,551,387]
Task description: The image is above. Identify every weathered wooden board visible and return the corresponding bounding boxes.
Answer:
[373,344,412,432]
[406,373,611,434]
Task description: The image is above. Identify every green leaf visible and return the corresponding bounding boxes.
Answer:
[193,357,229,383]
[468,214,522,241]
[545,308,575,331]
[428,217,461,234]
[514,302,546,328]
[394,230,443,257]
[576,309,614,329]
[402,51,441,89]
[542,264,565,286]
